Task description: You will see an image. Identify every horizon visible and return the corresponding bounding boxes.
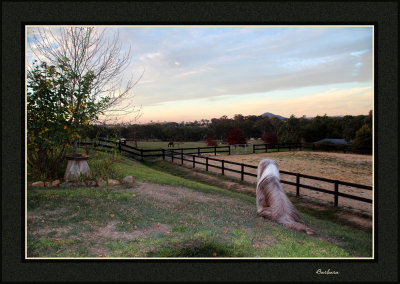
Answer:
[99,111,371,126]
[27,25,374,124]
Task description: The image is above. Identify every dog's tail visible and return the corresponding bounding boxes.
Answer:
[258,209,317,235]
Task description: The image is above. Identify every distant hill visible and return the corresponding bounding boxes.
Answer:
[260,112,287,119]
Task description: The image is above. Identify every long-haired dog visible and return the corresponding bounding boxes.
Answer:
[256,159,316,235]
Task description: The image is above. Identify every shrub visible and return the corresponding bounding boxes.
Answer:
[206,137,218,147]
[261,132,278,145]
[226,128,246,145]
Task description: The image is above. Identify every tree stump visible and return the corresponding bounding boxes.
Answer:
[64,155,90,180]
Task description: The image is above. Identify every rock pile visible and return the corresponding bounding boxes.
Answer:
[29,176,135,188]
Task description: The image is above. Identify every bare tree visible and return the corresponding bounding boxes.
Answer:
[29,26,142,120]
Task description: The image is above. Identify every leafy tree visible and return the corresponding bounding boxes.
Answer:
[226,127,247,145]
[206,137,218,147]
[261,132,278,145]
[27,60,109,179]
[352,124,372,153]
[278,115,301,143]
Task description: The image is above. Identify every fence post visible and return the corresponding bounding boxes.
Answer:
[214,146,217,156]
[265,144,267,153]
[296,174,300,196]
[253,144,255,153]
[140,149,144,160]
[171,151,174,163]
[198,147,200,156]
[181,149,184,165]
[334,181,339,207]
[206,157,209,171]
[222,160,225,175]
[193,155,195,168]
[118,141,121,152]
[162,149,165,160]
[241,164,244,181]
[228,146,231,155]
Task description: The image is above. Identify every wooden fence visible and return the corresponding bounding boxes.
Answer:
[253,143,303,153]
[78,139,230,159]
[165,150,372,208]
[78,139,372,209]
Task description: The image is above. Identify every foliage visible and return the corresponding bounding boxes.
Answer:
[206,137,218,147]
[352,124,372,153]
[86,112,372,149]
[27,60,109,179]
[261,132,278,145]
[226,127,247,145]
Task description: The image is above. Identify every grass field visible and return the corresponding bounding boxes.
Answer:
[127,141,208,149]
[126,140,296,155]
[27,151,372,258]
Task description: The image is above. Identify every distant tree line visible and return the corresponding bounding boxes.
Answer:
[85,111,372,149]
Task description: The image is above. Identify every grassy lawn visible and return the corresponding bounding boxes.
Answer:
[27,152,372,258]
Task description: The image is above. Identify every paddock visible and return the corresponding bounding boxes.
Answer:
[168,151,373,215]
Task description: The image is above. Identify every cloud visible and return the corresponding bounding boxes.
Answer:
[175,66,214,78]
[130,85,373,123]
[26,26,373,122]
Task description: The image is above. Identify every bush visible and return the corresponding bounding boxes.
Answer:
[206,137,218,147]
[261,132,278,145]
[352,124,372,153]
[226,128,246,145]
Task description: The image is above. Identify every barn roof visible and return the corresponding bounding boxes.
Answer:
[314,138,350,145]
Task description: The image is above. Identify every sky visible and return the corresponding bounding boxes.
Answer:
[27,26,373,124]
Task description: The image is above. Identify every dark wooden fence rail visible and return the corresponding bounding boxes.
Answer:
[253,143,303,153]
[165,150,372,208]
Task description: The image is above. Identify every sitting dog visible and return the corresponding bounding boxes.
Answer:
[256,159,316,235]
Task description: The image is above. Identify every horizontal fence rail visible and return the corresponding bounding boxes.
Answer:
[165,150,372,208]
[78,139,230,159]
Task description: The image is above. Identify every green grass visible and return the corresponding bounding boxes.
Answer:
[127,141,208,149]
[128,140,304,155]
[27,151,372,258]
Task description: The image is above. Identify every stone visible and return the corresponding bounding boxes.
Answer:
[96,178,106,187]
[122,176,135,184]
[52,180,61,187]
[31,181,44,187]
[44,181,51,187]
[73,182,86,187]
[107,178,121,186]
